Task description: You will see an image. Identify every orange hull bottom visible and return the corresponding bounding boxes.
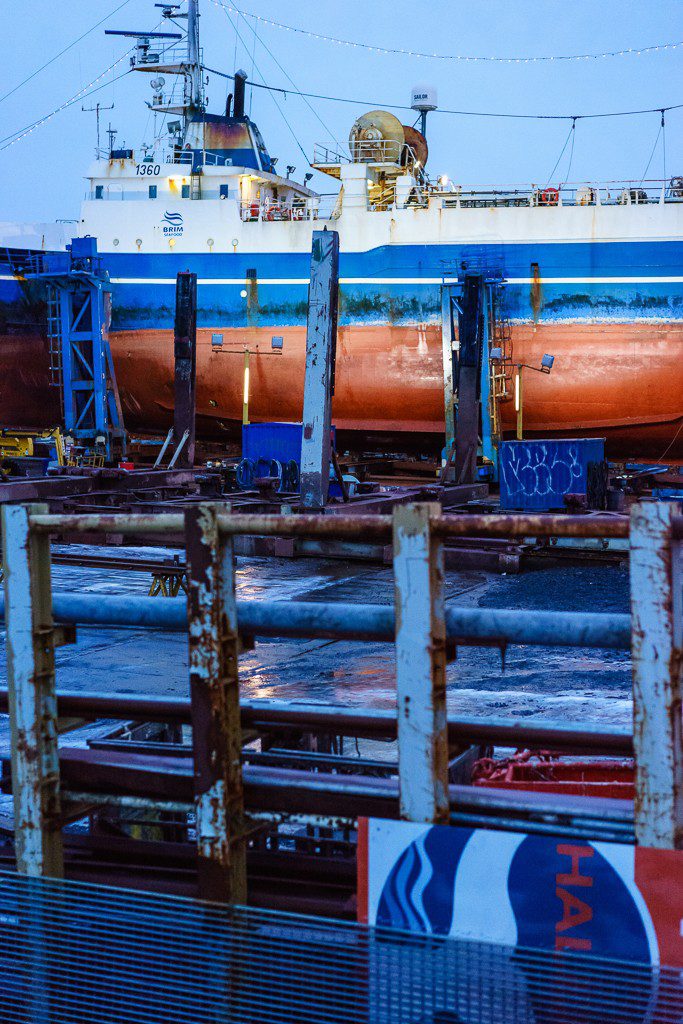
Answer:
[1,322,682,458]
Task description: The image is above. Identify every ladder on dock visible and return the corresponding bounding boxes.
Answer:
[488,286,514,444]
[46,285,65,413]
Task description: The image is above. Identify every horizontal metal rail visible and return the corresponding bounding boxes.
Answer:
[28,510,635,539]
[0,689,634,754]
[0,591,632,648]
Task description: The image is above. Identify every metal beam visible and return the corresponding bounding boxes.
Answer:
[0,688,634,754]
[28,510,632,541]
[441,285,456,455]
[300,229,340,509]
[0,590,633,649]
[393,503,449,822]
[173,272,197,468]
[630,501,683,848]
[454,274,484,485]
[1,503,64,877]
[185,504,247,901]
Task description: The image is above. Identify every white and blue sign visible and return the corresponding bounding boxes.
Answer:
[360,819,683,966]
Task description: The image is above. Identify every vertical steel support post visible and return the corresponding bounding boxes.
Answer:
[300,229,340,509]
[630,501,683,848]
[441,284,456,456]
[479,283,497,473]
[1,503,63,876]
[185,504,247,901]
[393,502,449,823]
[173,271,198,468]
[454,274,484,485]
[515,365,524,440]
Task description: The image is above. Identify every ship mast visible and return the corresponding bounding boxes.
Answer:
[186,0,202,114]
[106,1,205,142]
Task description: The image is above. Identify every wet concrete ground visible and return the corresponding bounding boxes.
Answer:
[0,546,632,733]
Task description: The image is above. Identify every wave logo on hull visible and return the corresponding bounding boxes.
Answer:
[161,211,184,236]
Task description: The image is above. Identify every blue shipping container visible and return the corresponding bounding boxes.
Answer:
[242,422,304,467]
[499,438,605,511]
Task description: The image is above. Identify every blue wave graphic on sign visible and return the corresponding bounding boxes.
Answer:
[377,827,473,933]
[162,211,183,226]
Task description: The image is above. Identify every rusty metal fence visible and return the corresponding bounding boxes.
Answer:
[1,501,682,894]
[1,869,682,1024]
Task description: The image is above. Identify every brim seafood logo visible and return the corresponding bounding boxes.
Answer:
[162,210,183,236]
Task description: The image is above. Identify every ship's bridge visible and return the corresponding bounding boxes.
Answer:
[86,152,319,222]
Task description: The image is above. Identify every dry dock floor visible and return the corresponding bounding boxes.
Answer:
[0,548,631,741]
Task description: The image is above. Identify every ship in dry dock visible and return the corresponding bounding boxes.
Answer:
[1,0,682,456]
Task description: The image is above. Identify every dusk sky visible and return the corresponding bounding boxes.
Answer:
[1,0,682,223]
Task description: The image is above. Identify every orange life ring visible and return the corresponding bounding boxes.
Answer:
[539,187,560,207]
[265,206,279,221]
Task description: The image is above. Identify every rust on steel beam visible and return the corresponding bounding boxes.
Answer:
[185,503,247,902]
[28,510,630,541]
[393,503,449,823]
[0,689,634,754]
[630,501,683,848]
[173,271,198,468]
[1,503,64,877]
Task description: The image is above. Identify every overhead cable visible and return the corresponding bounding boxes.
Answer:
[209,3,683,64]
[0,52,133,151]
[222,7,310,164]
[204,68,683,122]
[224,0,346,152]
[0,0,133,108]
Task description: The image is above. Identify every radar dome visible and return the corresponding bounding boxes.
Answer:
[410,85,437,112]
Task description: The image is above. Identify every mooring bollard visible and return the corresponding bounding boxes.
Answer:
[1,502,64,878]
[392,502,449,823]
[185,503,247,902]
[630,500,683,849]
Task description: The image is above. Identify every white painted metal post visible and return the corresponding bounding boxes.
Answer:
[300,229,340,509]
[1,503,64,876]
[630,501,683,848]
[393,502,449,823]
[185,503,247,902]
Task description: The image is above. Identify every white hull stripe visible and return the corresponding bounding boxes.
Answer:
[110,275,683,286]
[3,274,683,285]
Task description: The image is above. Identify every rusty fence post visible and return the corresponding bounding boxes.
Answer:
[392,503,449,823]
[1,503,64,877]
[185,503,247,902]
[630,500,683,848]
